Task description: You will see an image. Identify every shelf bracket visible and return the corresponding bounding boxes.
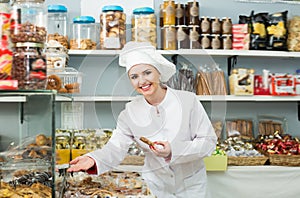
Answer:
[227,55,238,75]
[298,101,300,121]
[171,54,178,66]
[20,102,24,124]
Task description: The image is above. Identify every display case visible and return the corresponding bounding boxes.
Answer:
[0,90,56,197]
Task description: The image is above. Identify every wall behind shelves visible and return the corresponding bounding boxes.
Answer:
[44,0,300,137]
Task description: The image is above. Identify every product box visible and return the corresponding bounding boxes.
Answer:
[270,74,296,96]
[229,68,255,95]
[204,155,227,171]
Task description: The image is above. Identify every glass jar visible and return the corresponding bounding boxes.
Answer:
[163,0,175,26]
[70,16,97,50]
[132,7,157,48]
[0,0,10,13]
[186,0,199,26]
[222,17,232,34]
[222,34,232,49]
[200,16,211,34]
[189,25,200,49]
[162,25,176,50]
[100,5,126,50]
[10,0,47,43]
[55,132,70,165]
[176,25,189,49]
[175,3,185,26]
[211,17,221,34]
[211,34,221,49]
[0,0,10,38]
[47,4,69,49]
[201,34,211,49]
[11,42,47,90]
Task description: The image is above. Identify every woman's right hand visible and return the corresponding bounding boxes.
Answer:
[67,156,95,172]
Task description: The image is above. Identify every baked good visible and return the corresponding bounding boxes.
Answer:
[140,137,154,147]
[46,74,62,90]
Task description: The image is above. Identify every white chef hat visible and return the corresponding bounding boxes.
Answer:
[119,41,176,82]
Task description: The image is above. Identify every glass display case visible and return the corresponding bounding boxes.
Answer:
[0,90,56,197]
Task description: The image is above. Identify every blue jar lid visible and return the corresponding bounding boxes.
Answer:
[102,5,123,12]
[48,5,68,13]
[73,16,95,24]
[133,7,154,14]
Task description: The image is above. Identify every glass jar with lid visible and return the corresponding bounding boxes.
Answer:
[186,0,200,26]
[11,42,47,90]
[162,25,176,50]
[163,0,175,26]
[0,0,10,37]
[47,4,69,49]
[0,0,10,13]
[100,5,126,50]
[70,16,97,50]
[10,0,47,43]
[189,25,200,49]
[176,25,189,49]
[132,7,157,48]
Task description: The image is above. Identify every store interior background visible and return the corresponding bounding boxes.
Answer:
[1,0,300,150]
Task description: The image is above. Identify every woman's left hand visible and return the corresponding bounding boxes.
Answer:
[150,141,172,161]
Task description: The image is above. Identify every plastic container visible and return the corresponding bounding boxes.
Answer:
[132,7,157,48]
[100,5,126,50]
[70,16,97,50]
[47,4,69,49]
[11,42,47,90]
[46,67,82,94]
[0,159,51,184]
[10,0,47,43]
[45,41,68,72]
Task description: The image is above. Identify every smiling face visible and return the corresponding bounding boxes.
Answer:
[128,64,162,98]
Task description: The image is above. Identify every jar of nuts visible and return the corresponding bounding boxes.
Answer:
[47,4,69,49]
[70,16,97,50]
[10,0,47,43]
[100,5,126,50]
[132,7,157,48]
[11,42,47,90]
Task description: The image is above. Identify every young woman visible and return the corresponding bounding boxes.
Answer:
[68,42,217,198]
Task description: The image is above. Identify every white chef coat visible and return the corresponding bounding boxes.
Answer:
[86,87,217,197]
